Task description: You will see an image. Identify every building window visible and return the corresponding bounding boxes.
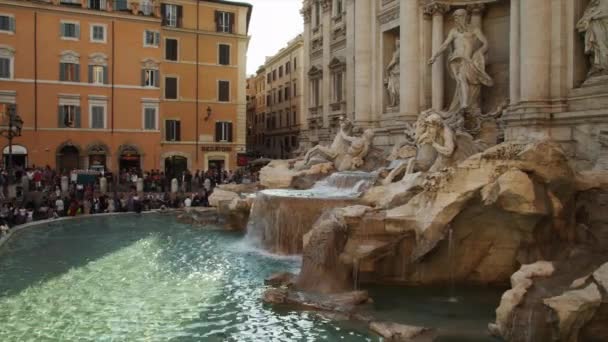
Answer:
[278,88,283,103]
[143,106,157,130]
[311,78,320,107]
[334,0,343,16]
[215,11,234,33]
[60,22,80,40]
[144,30,160,47]
[60,63,80,82]
[293,57,297,69]
[0,57,11,79]
[165,77,178,99]
[88,65,107,84]
[161,4,182,28]
[165,38,178,61]
[90,104,106,129]
[279,66,283,78]
[88,0,106,10]
[267,74,271,84]
[285,86,290,100]
[314,3,320,27]
[215,121,233,142]
[272,70,276,81]
[293,81,297,96]
[218,80,230,102]
[266,94,271,106]
[333,71,344,102]
[58,105,81,128]
[114,0,129,11]
[0,15,15,34]
[218,44,230,65]
[90,24,106,43]
[286,61,291,74]
[165,119,181,141]
[142,69,159,87]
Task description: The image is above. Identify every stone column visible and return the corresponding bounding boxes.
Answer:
[421,9,433,109]
[468,4,485,28]
[519,0,551,103]
[509,0,521,105]
[400,0,420,118]
[321,0,332,128]
[430,4,449,111]
[354,0,372,124]
[300,4,312,132]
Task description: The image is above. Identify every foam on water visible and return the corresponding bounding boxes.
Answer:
[262,171,378,199]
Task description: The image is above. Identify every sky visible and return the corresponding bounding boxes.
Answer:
[243,0,304,75]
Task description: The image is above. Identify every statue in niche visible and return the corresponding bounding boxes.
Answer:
[429,9,493,116]
[385,37,400,109]
[336,129,375,171]
[302,116,353,167]
[576,0,608,78]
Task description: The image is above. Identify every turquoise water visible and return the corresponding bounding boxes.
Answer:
[0,215,375,341]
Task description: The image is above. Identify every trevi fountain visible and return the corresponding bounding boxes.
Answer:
[210,0,608,341]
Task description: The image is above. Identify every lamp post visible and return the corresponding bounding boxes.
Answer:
[0,104,23,199]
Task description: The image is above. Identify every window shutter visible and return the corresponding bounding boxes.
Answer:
[60,22,64,37]
[75,106,81,127]
[154,32,160,46]
[228,13,235,33]
[215,122,221,142]
[175,121,181,141]
[176,6,183,27]
[141,69,146,86]
[215,11,221,32]
[88,65,93,83]
[59,63,65,81]
[103,66,108,84]
[227,122,233,142]
[161,4,167,25]
[165,120,171,140]
[58,106,65,128]
[154,70,159,87]
[74,64,80,82]
[8,17,15,33]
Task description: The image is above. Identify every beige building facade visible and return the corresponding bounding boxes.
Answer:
[300,0,608,170]
[247,35,303,159]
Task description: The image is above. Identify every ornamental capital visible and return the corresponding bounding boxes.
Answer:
[423,3,450,17]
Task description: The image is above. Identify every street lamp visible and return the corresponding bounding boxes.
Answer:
[0,104,23,198]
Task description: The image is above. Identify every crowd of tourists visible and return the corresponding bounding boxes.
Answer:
[0,165,259,236]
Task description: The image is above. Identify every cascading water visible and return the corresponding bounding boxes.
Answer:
[447,225,458,303]
[245,171,377,255]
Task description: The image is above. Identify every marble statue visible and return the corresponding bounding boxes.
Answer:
[337,129,375,171]
[385,38,400,108]
[429,9,493,115]
[381,126,417,185]
[577,0,608,78]
[303,116,353,167]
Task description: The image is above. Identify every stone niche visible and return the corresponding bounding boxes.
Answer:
[382,28,400,113]
[441,1,510,115]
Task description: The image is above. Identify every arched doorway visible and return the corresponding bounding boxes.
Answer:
[57,145,80,173]
[164,155,188,180]
[3,144,27,169]
[118,145,141,172]
[87,143,109,171]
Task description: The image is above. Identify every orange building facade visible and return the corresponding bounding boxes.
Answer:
[0,0,251,175]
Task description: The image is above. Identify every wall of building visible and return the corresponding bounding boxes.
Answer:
[0,0,251,174]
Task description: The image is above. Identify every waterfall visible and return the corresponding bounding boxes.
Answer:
[353,258,360,291]
[447,225,458,303]
[244,172,376,255]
